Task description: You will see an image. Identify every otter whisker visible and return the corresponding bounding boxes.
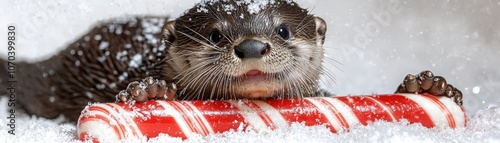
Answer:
[294,15,315,34]
[209,66,226,100]
[289,58,321,98]
[320,56,341,85]
[279,73,288,98]
[222,70,233,100]
[197,66,222,99]
[177,30,225,52]
[193,65,215,97]
[174,59,213,83]
[180,51,223,56]
[227,66,239,100]
[175,58,220,94]
[181,63,216,90]
[281,64,300,98]
[208,69,222,100]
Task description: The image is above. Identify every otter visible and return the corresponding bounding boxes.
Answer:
[0,0,463,122]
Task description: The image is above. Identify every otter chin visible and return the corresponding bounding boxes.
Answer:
[235,70,281,98]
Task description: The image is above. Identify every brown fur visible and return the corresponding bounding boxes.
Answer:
[0,0,328,122]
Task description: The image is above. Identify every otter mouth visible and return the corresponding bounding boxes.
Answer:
[233,69,283,98]
[241,69,267,80]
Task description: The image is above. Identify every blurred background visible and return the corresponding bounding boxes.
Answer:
[0,0,499,115]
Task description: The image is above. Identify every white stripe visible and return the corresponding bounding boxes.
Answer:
[252,100,288,128]
[436,96,466,127]
[320,97,360,127]
[79,120,120,142]
[184,102,215,134]
[228,100,268,130]
[93,104,131,138]
[365,96,397,122]
[305,98,342,131]
[80,105,123,134]
[400,94,449,128]
[156,101,195,137]
[79,105,121,141]
[107,104,143,138]
[170,102,206,134]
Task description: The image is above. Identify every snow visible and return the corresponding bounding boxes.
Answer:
[198,0,293,14]
[1,0,500,142]
[129,54,143,68]
[2,105,500,143]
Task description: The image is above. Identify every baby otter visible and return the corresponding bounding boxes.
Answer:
[0,0,462,122]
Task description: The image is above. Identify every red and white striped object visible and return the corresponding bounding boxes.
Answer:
[77,93,466,142]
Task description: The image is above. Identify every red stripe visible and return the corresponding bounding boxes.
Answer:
[375,94,435,127]
[244,101,276,129]
[316,98,350,129]
[190,101,248,133]
[420,94,456,128]
[117,101,188,139]
[79,132,100,143]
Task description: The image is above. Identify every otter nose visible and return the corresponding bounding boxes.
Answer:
[234,39,270,59]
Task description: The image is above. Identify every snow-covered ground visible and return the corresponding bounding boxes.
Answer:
[1,0,500,142]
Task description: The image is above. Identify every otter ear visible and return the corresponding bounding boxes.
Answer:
[162,21,177,45]
[314,17,327,44]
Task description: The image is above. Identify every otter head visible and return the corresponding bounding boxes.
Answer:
[162,0,327,100]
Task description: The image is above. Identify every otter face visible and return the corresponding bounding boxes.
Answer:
[162,0,327,100]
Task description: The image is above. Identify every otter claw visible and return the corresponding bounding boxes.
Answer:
[156,80,168,100]
[418,71,434,91]
[403,74,419,93]
[116,77,177,103]
[454,90,463,106]
[396,70,463,106]
[144,77,159,99]
[167,83,177,100]
[126,81,148,102]
[116,90,129,102]
[155,81,176,100]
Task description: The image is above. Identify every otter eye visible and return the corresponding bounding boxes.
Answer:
[209,30,224,44]
[277,25,290,40]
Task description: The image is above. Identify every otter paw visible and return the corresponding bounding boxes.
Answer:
[116,77,177,103]
[395,70,463,106]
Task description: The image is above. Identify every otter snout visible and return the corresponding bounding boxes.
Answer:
[234,39,270,59]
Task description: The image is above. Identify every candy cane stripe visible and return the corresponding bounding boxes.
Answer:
[321,97,360,128]
[156,101,195,138]
[77,94,466,142]
[253,100,288,128]
[228,100,269,130]
[365,96,397,122]
[305,98,340,132]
